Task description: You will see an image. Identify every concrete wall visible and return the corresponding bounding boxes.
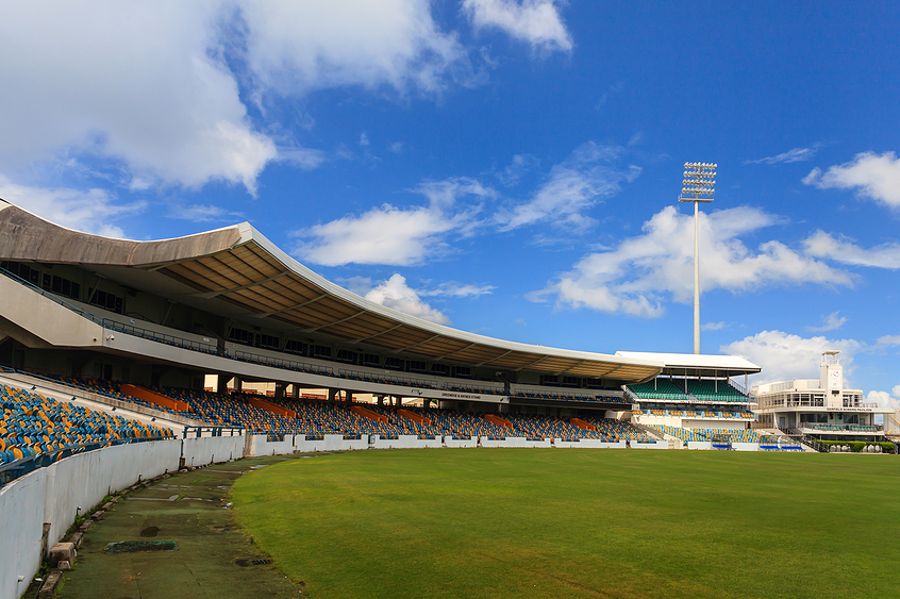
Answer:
[732,442,760,452]
[443,436,478,448]
[553,440,627,449]
[686,441,714,450]
[0,436,246,599]
[631,441,669,449]
[249,434,368,456]
[181,435,245,466]
[370,435,442,450]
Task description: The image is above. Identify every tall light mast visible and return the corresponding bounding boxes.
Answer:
[679,162,717,354]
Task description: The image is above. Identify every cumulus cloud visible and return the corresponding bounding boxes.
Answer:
[0,1,276,194]
[293,177,493,266]
[877,335,900,347]
[463,0,573,52]
[497,142,640,232]
[803,151,900,210]
[241,1,467,96]
[701,321,728,331]
[532,205,853,317]
[0,1,472,194]
[364,274,449,324]
[866,388,900,412]
[807,311,847,333]
[744,145,821,165]
[721,330,862,384]
[0,175,144,238]
[803,231,900,269]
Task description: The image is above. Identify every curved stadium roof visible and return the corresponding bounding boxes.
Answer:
[0,198,669,382]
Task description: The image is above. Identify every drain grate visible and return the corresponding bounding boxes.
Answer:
[105,540,177,553]
[235,557,273,567]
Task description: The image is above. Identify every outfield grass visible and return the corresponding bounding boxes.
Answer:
[232,449,899,598]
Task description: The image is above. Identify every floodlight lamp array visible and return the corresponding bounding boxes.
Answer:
[680,161,717,199]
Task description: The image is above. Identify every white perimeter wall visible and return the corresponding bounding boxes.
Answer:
[0,435,244,599]
[1,428,679,598]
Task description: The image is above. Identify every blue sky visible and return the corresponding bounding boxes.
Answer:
[0,1,898,401]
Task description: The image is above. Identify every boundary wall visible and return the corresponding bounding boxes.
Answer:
[0,436,244,599]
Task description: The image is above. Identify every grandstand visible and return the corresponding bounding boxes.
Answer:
[615,352,760,447]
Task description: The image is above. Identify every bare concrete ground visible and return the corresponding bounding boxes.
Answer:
[54,455,302,599]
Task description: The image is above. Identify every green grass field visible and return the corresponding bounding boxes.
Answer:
[232,449,900,598]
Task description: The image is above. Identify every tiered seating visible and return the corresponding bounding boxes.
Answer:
[0,384,173,465]
[626,379,689,401]
[684,380,750,403]
[628,379,751,403]
[579,417,653,442]
[163,389,302,433]
[650,425,760,443]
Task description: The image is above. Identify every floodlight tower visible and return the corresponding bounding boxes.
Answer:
[679,162,717,354]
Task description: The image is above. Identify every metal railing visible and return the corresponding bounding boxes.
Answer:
[0,266,507,396]
[181,425,244,438]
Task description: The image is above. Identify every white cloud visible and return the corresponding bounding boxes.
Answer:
[803,151,900,209]
[364,274,449,324]
[701,321,728,331]
[533,205,853,318]
[278,145,327,170]
[497,142,640,232]
[241,1,467,96]
[168,204,243,223]
[0,175,144,237]
[807,311,847,333]
[877,335,900,347]
[0,1,276,194]
[745,145,820,165]
[463,0,573,52]
[419,282,496,298]
[866,389,900,412]
[803,231,900,269]
[721,330,862,384]
[0,1,471,194]
[496,153,540,186]
[293,177,493,266]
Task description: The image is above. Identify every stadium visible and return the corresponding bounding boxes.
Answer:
[2,3,900,598]
[0,198,897,598]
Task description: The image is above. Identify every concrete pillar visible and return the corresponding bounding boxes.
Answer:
[377,395,384,406]
[395,396,402,409]
[233,377,243,392]
[291,384,300,399]
[275,382,286,400]
[328,388,337,403]
[346,391,354,405]
[216,374,229,394]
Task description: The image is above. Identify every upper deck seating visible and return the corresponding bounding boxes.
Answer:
[627,379,750,403]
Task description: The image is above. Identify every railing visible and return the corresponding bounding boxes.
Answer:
[804,424,883,432]
[181,425,244,438]
[0,266,507,397]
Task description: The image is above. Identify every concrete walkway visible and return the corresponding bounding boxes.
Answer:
[54,456,302,599]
